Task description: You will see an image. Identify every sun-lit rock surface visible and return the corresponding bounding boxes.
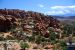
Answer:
[0,9,60,35]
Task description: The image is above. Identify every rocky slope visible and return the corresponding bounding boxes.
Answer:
[0,9,60,36]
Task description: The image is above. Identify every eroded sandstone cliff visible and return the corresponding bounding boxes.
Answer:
[0,9,60,36]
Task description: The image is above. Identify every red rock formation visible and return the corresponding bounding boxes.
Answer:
[0,9,60,36]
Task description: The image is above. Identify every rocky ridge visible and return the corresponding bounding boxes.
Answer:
[0,9,60,36]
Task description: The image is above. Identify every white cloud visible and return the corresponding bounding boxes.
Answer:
[51,5,75,9]
[67,5,75,8]
[46,5,75,15]
[51,6,66,9]
[38,4,44,8]
[46,11,65,15]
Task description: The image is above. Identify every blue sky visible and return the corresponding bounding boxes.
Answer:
[0,0,75,16]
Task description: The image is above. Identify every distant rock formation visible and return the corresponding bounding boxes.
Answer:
[0,9,60,36]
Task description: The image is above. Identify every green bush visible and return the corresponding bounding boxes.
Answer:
[59,41,67,47]
[20,42,29,49]
[59,41,67,50]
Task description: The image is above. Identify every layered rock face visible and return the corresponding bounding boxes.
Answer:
[0,9,60,36]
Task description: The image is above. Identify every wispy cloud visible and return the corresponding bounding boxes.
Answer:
[51,5,75,9]
[46,11,65,15]
[46,5,75,15]
[38,4,44,8]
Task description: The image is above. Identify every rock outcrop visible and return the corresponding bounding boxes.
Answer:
[0,9,60,36]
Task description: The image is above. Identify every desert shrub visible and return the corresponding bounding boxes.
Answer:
[59,41,67,50]
[20,42,29,49]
